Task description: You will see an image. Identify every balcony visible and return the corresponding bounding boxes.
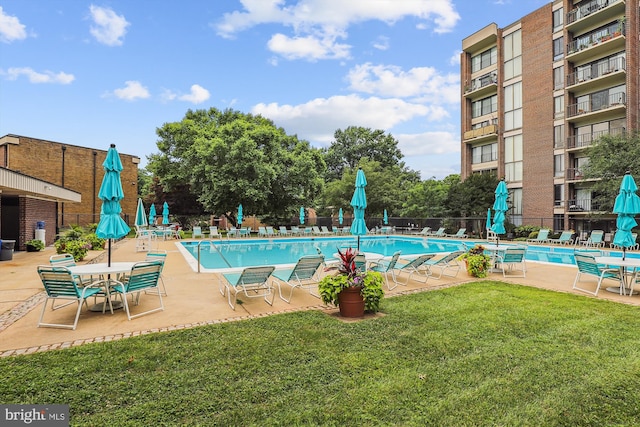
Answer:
[566,57,625,90]
[463,124,498,143]
[566,127,625,150]
[566,198,603,213]
[464,72,497,99]
[566,0,625,33]
[567,92,626,121]
[566,25,625,63]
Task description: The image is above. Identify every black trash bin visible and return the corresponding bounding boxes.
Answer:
[0,240,16,261]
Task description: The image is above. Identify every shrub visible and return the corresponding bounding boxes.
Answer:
[85,233,106,250]
[25,239,45,251]
[54,239,91,261]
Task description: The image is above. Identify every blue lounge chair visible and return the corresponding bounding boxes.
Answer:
[424,250,465,279]
[369,251,402,290]
[549,230,574,245]
[273,255,325,303]
[219,266,275,310]
[526,229,550,244]
[393,254,436,284]
[580,230,605,248]
[445,228,468,238]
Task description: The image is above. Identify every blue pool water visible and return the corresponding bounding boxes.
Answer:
[176,236,639,272]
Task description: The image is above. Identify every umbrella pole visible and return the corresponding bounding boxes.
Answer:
[357,236,361,251]
[623,247,626,261]
[108,239,112,267]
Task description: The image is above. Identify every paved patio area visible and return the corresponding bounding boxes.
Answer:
[1,237,638,357]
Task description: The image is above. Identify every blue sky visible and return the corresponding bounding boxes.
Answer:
[0,0,548,179]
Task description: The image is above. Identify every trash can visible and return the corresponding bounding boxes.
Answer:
[0,240,16,261]
[35,229,46,245]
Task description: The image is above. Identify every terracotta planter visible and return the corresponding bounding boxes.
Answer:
[337,286,365,318]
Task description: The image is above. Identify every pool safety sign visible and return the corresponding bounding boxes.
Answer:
[1,405,68,426]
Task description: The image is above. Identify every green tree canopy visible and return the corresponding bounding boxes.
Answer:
[445,173,500,217]
[147,108,325,225]
[402,175,457,217]
[320,159,412,221]
[583,132,640,212]
[323,126,410,182]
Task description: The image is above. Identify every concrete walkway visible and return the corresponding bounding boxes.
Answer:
[1,237,638,357]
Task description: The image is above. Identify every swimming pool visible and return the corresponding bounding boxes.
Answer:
[176,236,639,273]
[177,236,467,272]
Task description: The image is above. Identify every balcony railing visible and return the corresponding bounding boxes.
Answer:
[567,199,603,212]
[463,124,498,141]
[566,168,585,181]
[567,57,625,86]
[464,72,497,94]
[566,0,622,25]
[566,22,625,56]
[567,92,626,118]
[567,127,626,149]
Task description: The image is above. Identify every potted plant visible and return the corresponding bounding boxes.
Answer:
[25,239,45,252]
[458,244,492,278]
[318,247,384,317]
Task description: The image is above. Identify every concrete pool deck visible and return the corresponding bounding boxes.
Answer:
[1,236,639,357]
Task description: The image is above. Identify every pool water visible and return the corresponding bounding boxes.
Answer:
[177,236,467,272]
[176,236,639,273]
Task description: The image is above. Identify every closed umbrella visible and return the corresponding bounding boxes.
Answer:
[135,198,148,228]
[95,144,131,266]
[299,206,305,225]
[237,204,243,226]
[491,179,508,246]
[338,208,343,225]
[383,209,388,225]
[148,203,157,226]
[162,202,170,225]
[350,168,368,250]
[612,172,640,260]
[486,208,492,232]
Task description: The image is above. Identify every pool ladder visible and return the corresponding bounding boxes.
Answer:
[196,240,232,273]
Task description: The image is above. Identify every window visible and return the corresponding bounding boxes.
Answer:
[554,125,565,148]
[504,134,523,182]
[553,8,564,32]
[471,47,497,73]
[510,188,523,226]
[553,36,564,61]
[471,143,498,164]
[554,184,564,207]
[553,66,564,90]
[554,154,564,177]
[504,82,522,131]
[554,95,564,119]
[472,95,497,118]
[503,30,522,80]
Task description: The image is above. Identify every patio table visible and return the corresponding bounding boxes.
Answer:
[595,256,640,295]
[68,262,136,312]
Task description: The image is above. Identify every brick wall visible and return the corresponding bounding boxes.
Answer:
[19,197,57,250]
[6,136,139,228]
[521,6,555,226]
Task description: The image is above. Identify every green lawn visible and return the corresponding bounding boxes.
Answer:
[2,282,640,426]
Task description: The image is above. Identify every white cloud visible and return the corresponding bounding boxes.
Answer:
[252,94,431,145]
[3,67,74,84]
[178,84,210,104]
[372,36,389,51]
[449,50,462,66]
[111,81,150,101]
[396,131,459,157]
[346,63,459,104]
[89,5,130,46]
[215,0,460,59]
[0,6,27,43]
[267,33,350,61]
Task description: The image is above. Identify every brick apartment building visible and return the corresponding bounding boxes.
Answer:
[0,134,140,250]
[461,0,634,236]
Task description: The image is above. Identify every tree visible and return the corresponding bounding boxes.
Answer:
[445,173,500,217]
[323,126,408,182]
[583,132,640,212]
[402,176,452,217]
[320,159,412,221]
[147,108,325,226]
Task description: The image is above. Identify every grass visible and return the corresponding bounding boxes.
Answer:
[2,282,640,426]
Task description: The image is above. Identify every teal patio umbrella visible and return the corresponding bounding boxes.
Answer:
[350,168,368,250]
[162,201,170,225]
[383,209,388,225]
[612,172,640,260]
[491,179,508,245]
[96,144,131,266]
[486,207,492,236]
[237,204,243,226]
[135,198,147,228]
[148,203,157,226]
[338,208,343,225]
[299,206,305,225]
